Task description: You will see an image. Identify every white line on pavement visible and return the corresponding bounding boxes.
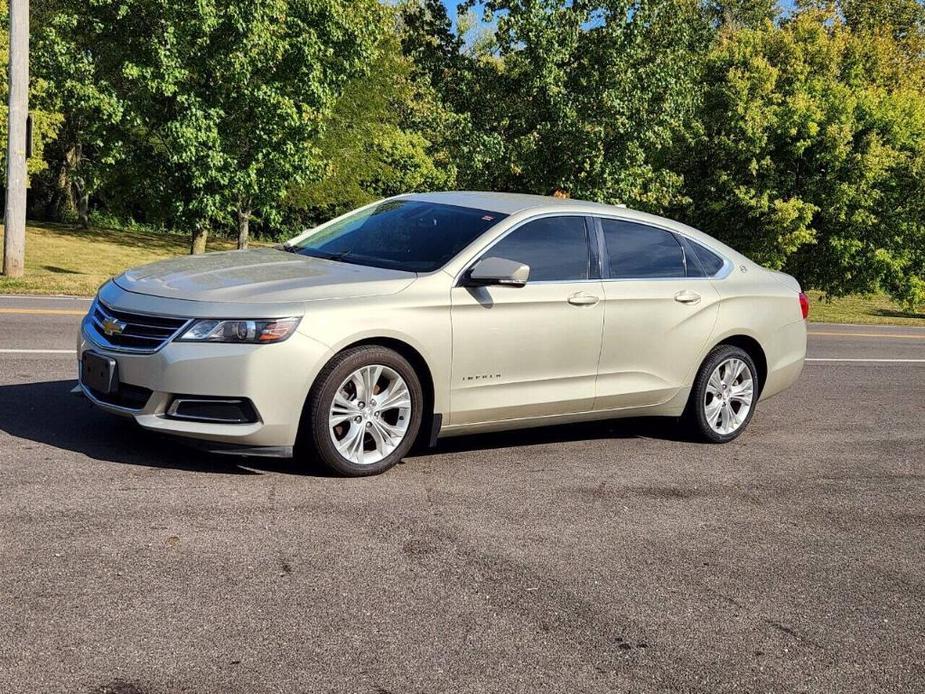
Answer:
[806,358,925,363]
[809,331,925,340]
[0,308,87,315]
[0,349,76,354]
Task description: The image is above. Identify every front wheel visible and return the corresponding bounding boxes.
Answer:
[685,345,758,443]
[303,346,423,476]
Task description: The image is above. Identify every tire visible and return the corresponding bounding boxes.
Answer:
[684,345,759,443]
[302,345,423,476]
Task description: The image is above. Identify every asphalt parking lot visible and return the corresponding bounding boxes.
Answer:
[1,295,923,694]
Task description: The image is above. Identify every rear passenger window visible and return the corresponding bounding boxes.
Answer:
[688,239,725,276]
[486,216,591,282]
[601,219,686,279]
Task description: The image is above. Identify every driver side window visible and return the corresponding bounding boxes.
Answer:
[485,216,591,282]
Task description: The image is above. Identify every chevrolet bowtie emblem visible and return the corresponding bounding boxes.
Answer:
[101,317,128,336]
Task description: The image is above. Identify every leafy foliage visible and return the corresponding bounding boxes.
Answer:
[404,0,712,210]
[31,1,128,224]
[22,0,925,307]
[681,6,925,307]
[842,0,925,39]
[0,2,61,183]
[34,0,381,249]
[289,15,457,225]
[707,0,780,28]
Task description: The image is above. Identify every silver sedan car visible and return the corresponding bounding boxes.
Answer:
[78,192,808,476]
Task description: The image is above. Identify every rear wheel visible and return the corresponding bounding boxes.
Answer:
[685,345,758,443]
[304,346,423,476]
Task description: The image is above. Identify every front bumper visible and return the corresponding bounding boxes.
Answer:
[78,316,332,455]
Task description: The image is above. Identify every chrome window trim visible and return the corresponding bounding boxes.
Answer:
[522,278,607,286]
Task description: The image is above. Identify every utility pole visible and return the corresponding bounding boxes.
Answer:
[3,0,29,277]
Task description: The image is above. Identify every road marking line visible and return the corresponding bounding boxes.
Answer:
[0,308,86,316]
[809,331,925,340]
[0,349,76,354]
[806,358,925,363]
[0,294,92,301]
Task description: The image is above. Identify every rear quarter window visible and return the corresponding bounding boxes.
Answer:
[688,240,726,276]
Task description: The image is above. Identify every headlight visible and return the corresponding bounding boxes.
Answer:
[177,317,301,344]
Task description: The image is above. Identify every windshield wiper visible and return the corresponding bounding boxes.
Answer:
[277,245,365,265]
[298,248,353,262]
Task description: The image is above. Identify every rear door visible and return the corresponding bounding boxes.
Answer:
[449,216,605,425]
[593,218,720,410]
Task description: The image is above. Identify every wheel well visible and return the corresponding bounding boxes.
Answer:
[718,335,767,393]
[342,337,436,436]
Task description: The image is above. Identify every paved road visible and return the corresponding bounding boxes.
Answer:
[1,295,923,694]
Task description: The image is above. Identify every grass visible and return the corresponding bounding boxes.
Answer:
[806,290,925,327]
[0,221,240,296]
[0,221,923,326]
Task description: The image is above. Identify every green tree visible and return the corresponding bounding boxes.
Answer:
[32,2,126,225]
[0,2,61,187]
[290,16,457,223]
[404,0,712,210]
[841,0,925,40]
[400,0,500,191]
[707,0,780,28]
[681,7,925,308]
[36,0,381,251]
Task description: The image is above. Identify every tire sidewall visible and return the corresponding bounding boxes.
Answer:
[689,345,758,444]
[308,346,423,476]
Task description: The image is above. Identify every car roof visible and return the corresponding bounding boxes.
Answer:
[403,190,615,216]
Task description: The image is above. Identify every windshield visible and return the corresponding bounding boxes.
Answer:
[288,200,507,272]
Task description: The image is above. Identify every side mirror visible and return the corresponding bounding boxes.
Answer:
[465,257,530,287]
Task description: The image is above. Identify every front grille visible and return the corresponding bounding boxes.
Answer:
[89,301,190,353]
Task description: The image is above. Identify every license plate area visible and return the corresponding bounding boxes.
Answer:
[82,351,119,395]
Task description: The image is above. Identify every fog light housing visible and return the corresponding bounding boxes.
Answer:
[166,397,259,424]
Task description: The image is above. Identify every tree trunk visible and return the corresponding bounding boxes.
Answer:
[190,224,208,255]
[64,143,83,219]
[237,207,251,250]
[77,190,89,228]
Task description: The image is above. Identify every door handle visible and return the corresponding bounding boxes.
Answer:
[568,292,600,306]
[674,290,701,305]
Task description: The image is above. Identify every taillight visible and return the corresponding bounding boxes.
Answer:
[799,292,810,320]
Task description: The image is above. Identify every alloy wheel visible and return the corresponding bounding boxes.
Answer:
[703,357,754,436]
[328,364,412,465]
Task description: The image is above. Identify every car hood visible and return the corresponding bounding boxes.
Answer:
[113,248,417,303]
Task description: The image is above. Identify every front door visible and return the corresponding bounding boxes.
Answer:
[449,216,604,426]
